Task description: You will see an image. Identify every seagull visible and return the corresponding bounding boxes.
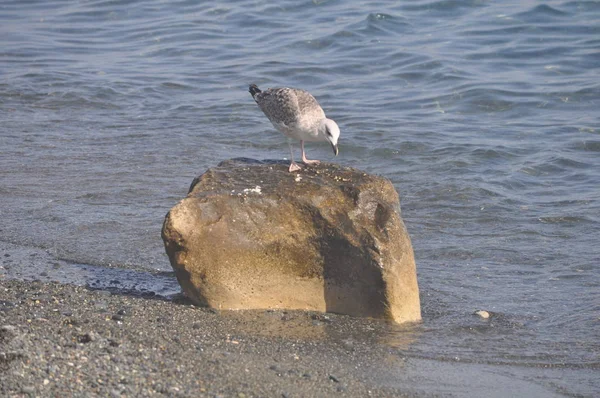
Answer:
[249,84,340,172]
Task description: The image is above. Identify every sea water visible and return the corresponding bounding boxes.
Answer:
[1,1,598,396]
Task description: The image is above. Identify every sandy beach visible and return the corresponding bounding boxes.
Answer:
[1,279,414,397]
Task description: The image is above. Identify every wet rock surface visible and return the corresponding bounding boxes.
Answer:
[0,280,414,397]
[162,159,421,323]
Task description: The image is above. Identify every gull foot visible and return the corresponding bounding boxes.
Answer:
[303,159,320,165]
[289,162,303,172]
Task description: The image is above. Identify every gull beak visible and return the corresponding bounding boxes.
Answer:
[332,143,339,156]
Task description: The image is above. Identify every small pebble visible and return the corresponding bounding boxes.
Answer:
[329,374,339,383]
[77,333,94,344]
[0,324,17,340]
[341,339,355,351]
[110,389,122,398]
[474,310,490,319]
[311,313,332,323]
[0,301,15,309]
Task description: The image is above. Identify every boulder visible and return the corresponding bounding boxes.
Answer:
[161,158,421,323]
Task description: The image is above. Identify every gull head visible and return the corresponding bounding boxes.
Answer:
[321,118,340,156]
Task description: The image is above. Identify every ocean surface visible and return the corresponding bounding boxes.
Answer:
[1,0,599,396]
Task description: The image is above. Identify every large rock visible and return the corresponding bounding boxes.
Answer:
[161,159,421,323]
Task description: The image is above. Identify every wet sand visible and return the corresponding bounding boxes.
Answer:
[0,279,413,397]
[2,279,592,397]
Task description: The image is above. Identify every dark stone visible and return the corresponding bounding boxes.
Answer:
[0,325,17,342]
[63,318,80,326]
[0,301,15,311]
[77,333,93,344]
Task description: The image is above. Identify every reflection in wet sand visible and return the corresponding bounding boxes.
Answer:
[218,309,421,350]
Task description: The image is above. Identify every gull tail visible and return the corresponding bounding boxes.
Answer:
[249,84,262,99]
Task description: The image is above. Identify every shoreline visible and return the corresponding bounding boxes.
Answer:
[2,236,597,397]
[1,279,594,397]
[1,279,412,397]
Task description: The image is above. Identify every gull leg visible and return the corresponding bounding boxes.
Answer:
[301,140,320,165]
[288,141,302,172]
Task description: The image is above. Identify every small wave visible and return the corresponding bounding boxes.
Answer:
[513,4,569,22]
[460,25,529,38]
[563,1,600,12]
[160,82,193,90]
[343,12,412,37]
[569,140,600,152]
[367,12,405,23]
[401,0,485,14]
[469,147,520,161]
[538,216,589,224]
[552,156,592,170]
